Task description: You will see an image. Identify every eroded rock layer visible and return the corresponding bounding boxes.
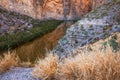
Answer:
[0,0,107,20]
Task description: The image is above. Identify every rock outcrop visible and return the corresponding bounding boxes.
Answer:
[0,0,107,20]
[53,1,120,57]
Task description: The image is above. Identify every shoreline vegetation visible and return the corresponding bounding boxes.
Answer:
[0,6,77,53]
[0,6,63,52]
[0,6,77,63]
[0,20,62,51]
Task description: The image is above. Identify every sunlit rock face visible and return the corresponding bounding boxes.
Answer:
[0,0,105,20]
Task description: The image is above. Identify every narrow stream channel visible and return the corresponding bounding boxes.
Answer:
[11,21,74,62]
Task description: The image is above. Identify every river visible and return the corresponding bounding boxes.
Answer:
[10,21,74,62]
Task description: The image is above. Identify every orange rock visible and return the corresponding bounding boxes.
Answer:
[0,0,105,20]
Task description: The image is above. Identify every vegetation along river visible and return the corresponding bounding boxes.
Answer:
[7,21,74,62]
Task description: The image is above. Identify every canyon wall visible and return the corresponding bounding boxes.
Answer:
[0,0,108,20]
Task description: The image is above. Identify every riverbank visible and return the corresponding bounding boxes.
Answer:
[0,20,62,52]
[13,21,74,62]
[0,6,62,51]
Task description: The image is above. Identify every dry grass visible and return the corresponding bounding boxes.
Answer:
[0,52,34,72]
[20,60,34,68]
[33,52,59,80]
[59,46,120,80]
[0,52,20,73]
[32,46,120,80]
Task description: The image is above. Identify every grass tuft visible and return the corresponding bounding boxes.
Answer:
[0,52,20,73]
[32,52,58,80]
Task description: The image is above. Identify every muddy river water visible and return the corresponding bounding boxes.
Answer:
[11,21,74,62]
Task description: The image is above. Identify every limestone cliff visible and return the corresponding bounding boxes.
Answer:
[0,0,107,20]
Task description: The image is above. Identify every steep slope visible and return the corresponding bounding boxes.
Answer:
[54,1,120,57]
